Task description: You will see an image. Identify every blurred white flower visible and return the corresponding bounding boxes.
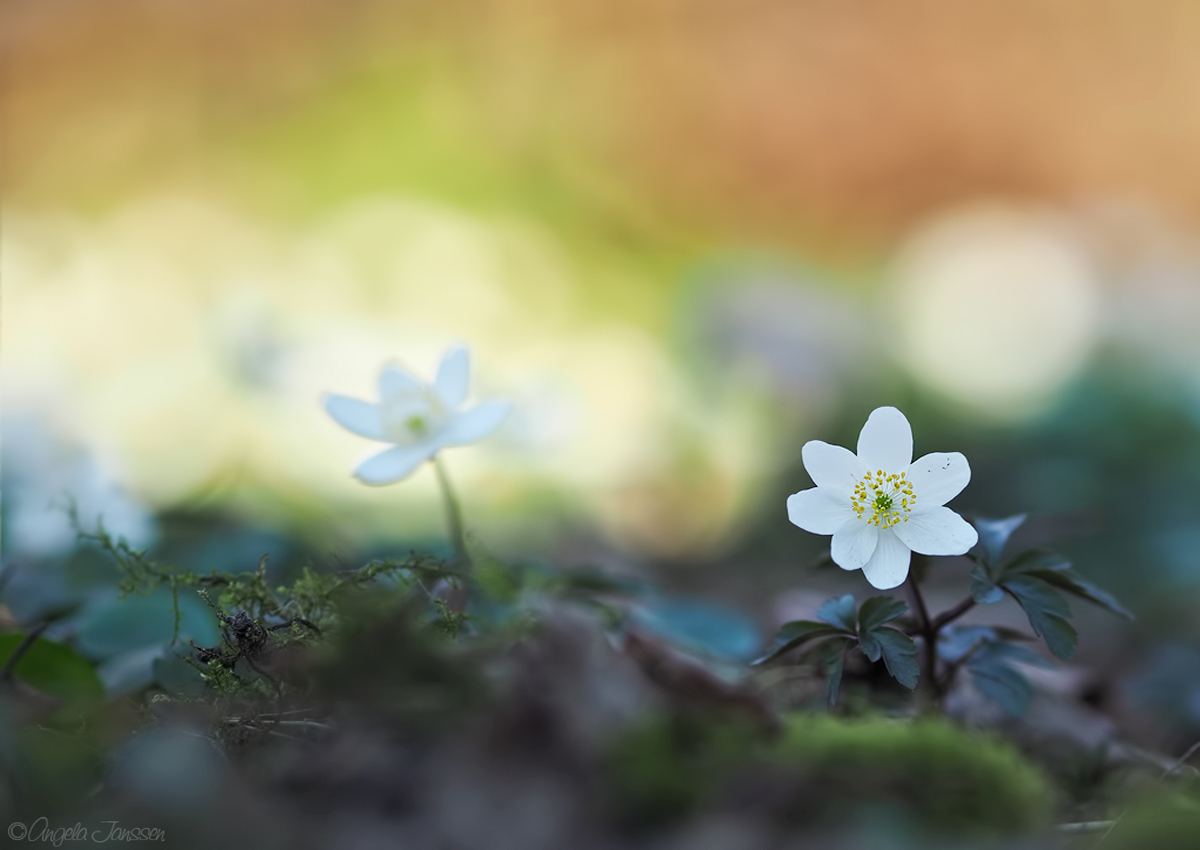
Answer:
[786,407,978,590]
[323,345,510,485]
[1,413,156,558]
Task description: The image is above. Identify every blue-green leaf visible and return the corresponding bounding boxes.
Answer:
[817,595,857,632]
[631,598,762,662]
[970,662,1033,717]
[972,515,1026,566]
[966,638,1046,716]
[938,626,997,662]
[74,589,219,660]
[970,564,1004,605]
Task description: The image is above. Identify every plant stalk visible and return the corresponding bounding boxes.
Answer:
[433,455,469,570]
[906,579,942,701]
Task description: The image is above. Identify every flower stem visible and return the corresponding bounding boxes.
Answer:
[906,578,942,702]
[433,455,469,570]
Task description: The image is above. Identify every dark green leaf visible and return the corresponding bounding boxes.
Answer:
[1001,576,1077,660]
[873,628,919,689]
[822,639,848,706]
[0,634,104,716]
[1036,570,1133,620]
[856,595,919,689]
[857,596,908,632]
[1002,549,1070,576]
[859,628,883,664]
[751,621,846,666]
[972,514,1026,566]
[817,594,857,632]
[1005,552,1133,620]
[970,563,1004,604]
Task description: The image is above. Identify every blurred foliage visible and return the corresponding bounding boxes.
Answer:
[1100,788,1200,850]
[773,715,1054,835]
[606,712,1052,837]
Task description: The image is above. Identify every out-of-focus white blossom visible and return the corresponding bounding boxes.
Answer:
[1,414,156,558]
[324,345,510,485]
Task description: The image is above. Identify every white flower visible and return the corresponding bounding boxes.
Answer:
[786,406,978,590]
[2,413,157,559]
[323,345,510,485]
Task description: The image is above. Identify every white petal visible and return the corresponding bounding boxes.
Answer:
[440,401,510,447]
[861,529,912,589]
[378,363,422,401]
[323,394,385,440]
[434,345,471,408]
[353,444,434,485]
[857,406,913,473]
[893,506,979,556]
[787,487,856,535]
[906,452,971,507]
[801,440,865,499]
[831,520,879,571]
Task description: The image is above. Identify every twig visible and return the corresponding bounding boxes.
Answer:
[1163,739,1200,778]
[1,621,48,683]
[930,595,976,631]
[1057,821,1115,834]
[221,718,333,732]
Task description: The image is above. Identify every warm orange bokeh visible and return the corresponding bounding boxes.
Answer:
[9,0,1200,251]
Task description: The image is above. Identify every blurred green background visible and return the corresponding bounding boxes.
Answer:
[8,0,1200,751]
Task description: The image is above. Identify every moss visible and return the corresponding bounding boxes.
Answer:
[603,714,760,829]
[770,714,1054,835]
[603,712,1052,838]
[1100,789,1200,850]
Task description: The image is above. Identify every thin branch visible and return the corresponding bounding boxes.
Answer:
[931,596,976,632]
[1,621,48,683]
[1056,821,1115,834]
[1163,739,1200,778]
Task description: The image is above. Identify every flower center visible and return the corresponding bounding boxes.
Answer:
[380,389,446,444]
[851,469,915,528]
